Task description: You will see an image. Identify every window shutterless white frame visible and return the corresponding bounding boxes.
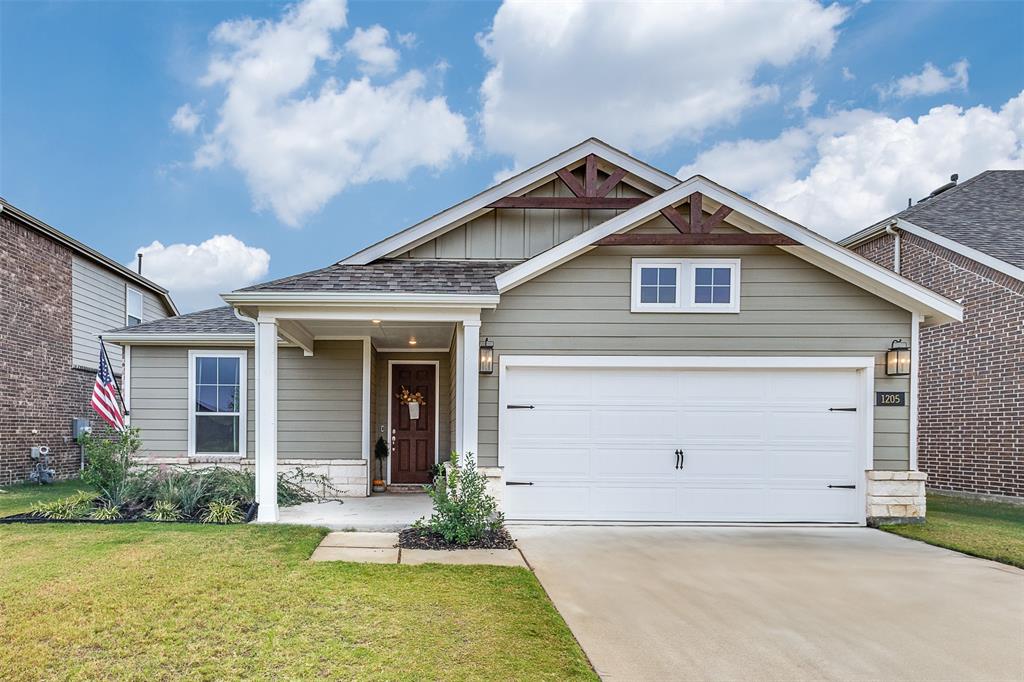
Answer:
[630,261,682,311]
[188,349,247,457]
[631,258,741,313]
[687,259,741,313]
[126,286,144,326]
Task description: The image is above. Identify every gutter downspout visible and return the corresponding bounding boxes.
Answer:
[885,221,901,275]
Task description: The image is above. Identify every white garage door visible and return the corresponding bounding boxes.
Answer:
[501,362,866,523]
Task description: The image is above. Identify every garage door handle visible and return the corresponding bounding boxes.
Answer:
[507,404,535,409]
[675,449,684,469]
[827,484,856,489]
[506,481,533,486]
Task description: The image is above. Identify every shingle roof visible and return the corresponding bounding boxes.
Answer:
[106,306,252,336]
[842,170,1024,269]
[237,259,519,295]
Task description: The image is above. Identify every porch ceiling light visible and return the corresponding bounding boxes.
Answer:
[371,319,381,324]
[409,337,417,346]
[479,337,494,374]
[885,339,911,376]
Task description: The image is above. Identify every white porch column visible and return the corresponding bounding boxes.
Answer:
[460,320,480,461]
[454,325,465,455]
[255,318,279,522]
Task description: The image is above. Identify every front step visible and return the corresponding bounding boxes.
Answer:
[386,484,428,494]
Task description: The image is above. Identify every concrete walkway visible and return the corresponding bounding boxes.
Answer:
[279,493,432,531]
[309,531,527,567]
[516,525,1024,681]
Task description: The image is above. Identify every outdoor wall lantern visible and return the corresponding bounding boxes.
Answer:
[479,338,494,374]
[885,339,911,376]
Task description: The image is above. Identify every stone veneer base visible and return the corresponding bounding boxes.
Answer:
[866,470,927,525]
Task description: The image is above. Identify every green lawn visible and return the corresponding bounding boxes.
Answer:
[0,481,595,681]
[882,492,1024,568]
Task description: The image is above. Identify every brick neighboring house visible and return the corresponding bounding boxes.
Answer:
[0,199,177,485]
[842,171,1023,502]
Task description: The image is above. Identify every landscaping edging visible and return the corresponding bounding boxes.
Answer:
[398,527,516,551]
[0,501,259,525]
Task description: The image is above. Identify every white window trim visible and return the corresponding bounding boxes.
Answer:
[125,285,144,326]
[187,349,247,458]
[631,258,741,313]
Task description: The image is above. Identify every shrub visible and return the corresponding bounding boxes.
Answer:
[81,429,142,504]
[89,503,122,521]
[413,452,503,546]
[32,491,98,519]
[155,469,208,517]
[202,500,244,524]
[143,500,182,522]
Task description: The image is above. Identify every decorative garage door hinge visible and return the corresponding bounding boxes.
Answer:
[828,407,857,412]
[506,404,535,409]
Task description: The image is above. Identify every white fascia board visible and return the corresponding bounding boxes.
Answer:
[894,219,1024,284]
[339,139,680,265]
[222,291,499,307]
[495,175,963,325]
[500,355,876,371]
[103,333,254,345]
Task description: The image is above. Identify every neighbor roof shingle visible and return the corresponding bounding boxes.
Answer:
[237,259,519,295]
[106,306,252,336]
[843,170,1024,269]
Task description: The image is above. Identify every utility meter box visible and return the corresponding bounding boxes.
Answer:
[72,418,92,442]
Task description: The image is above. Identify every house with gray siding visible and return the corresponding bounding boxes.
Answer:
[0,199,177,484]
[104,139,962,525]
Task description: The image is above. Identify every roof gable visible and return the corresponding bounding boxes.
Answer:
[340,138,680,265]
[495,175,963,326]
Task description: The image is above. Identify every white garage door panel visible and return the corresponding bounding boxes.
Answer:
[503,364,865,523]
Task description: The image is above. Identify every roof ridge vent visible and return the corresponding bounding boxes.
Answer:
[918,173,959,203]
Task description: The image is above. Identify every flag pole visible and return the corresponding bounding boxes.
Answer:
[98,336,129,416]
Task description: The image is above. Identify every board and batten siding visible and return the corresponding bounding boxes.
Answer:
[129,341,364,460]
[71,255,168,370]
[399,178,649,260]
[478,245,912,470]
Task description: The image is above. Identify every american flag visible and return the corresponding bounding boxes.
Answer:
[91,340,126,432]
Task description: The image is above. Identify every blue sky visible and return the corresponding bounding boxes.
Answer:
[2,0,1022,311]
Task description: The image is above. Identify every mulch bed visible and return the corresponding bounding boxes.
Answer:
[0,502,258,525]
[398,526,516,551]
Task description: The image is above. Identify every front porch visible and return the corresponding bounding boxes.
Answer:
[279,492,433,531]
[238,301,491,523]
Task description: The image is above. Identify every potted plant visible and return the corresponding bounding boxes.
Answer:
[373,436,388,493]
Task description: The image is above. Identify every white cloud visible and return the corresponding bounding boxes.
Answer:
[396,32,417,49]
[793,82,818,114]
[133,235,271,312]
[678,91,1024,238]
[478,0,847,168]
[187,0,469,226]
[345,25,399,75]
[878,59,969,99]
[841,66,855,81]
[170,103,201,134]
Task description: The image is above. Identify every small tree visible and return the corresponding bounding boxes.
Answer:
[414,452,503,545]
[374,436,389,481]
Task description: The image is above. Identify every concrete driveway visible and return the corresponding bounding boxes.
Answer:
[514,526,1024,681]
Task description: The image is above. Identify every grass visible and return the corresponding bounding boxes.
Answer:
[882,492,1024,568]
[0,481,595,681]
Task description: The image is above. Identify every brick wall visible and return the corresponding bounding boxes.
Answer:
[0,213,102,485]
[855,232,1023,498]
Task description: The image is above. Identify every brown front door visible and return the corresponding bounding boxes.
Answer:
[391,363,436,484]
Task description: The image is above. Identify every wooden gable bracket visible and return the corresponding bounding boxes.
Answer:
[487,154,645,210]
[597,192,800,246]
